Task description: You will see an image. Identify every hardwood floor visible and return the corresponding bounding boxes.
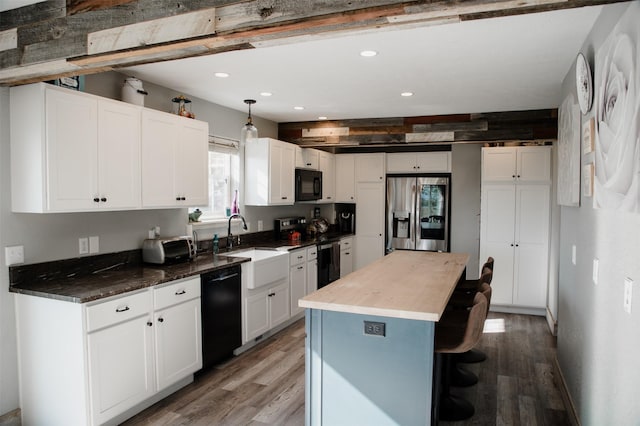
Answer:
[122,312,568,426]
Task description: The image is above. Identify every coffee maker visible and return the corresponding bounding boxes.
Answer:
[336,203,355,234]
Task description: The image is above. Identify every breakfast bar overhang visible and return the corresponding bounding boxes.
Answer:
[299,250,469,425]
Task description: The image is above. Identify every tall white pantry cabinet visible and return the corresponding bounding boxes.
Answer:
[479,146,551,312]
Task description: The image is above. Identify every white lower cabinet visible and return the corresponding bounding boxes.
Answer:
[15,277,202,426]
[87,312,155,424]
[307,245,318,295]
[244,280,290,342]
[340,237,354,277]
[289,248,307,317]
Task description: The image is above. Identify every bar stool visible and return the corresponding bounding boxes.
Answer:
[434,292,488,422]
[445,283,492,387]
[455,257,494,294]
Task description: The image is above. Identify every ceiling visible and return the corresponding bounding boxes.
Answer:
[121,5,605,123]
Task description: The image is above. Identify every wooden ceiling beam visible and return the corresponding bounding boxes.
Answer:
[0,0,630,86]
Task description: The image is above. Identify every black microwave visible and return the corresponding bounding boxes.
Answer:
[295,168,322,201]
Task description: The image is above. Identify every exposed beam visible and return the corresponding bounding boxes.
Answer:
[0,0,629,85]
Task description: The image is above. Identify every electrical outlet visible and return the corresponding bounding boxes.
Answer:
[624,278,633,314]
[364,321,386,337]
[89,236,99,254]
[79,238,89,254]
[5,245,24,266]
[593,258,599,285]
[258,220,263,231]
[571,245,576,265]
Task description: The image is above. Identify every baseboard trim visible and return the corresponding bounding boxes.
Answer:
[553,356,580,426]
[234,311,305,356]
[490,304,546,317]
[546,307,558,336]
[0,408,20,424]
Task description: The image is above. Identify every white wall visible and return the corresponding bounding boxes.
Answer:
[556,2,640,424]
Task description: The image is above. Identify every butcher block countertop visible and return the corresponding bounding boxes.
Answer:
[299,251,469,322]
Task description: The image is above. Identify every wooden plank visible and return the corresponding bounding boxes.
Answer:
[455,129,535,141]
[301,127,349,138]
[348,125,412,135]
[87,9,216,55]
[405,114,471,125]
[67,0,138,15]
[406,131,454,143]
[0,29,17,52]
[0,0,65,32]
[413,121,488,132]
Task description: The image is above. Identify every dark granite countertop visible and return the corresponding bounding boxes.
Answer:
[9,252,249,304]
[8,232,355,304]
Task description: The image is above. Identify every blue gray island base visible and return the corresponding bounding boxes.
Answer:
[305,308,435,425]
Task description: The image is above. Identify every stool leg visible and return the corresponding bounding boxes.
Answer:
[439,354,475,421]
[450,361,478,387]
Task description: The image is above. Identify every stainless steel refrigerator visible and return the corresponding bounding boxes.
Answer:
[386,175,450,252]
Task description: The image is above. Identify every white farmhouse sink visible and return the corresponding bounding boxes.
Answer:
[226,249,289,289]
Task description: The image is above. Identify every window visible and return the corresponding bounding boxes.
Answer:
[198,136,240,220]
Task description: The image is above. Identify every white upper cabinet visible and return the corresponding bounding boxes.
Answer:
[10,82,207,213]
[141,109,209,208]
[98,99,142,210]
[318,151,335,202]
[245,137,295,205]
[10,83,142,213]
[482,146,551,182]
[355,153,386,183]
[301,148,320,170]
[386,152,451,173]
[335,154,356,202]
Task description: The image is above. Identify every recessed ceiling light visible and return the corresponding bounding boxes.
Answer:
[294,106,305,110]
[401,92,414,97]
[260,92,273,97]
[318,116,328,120]
[360,50,378,57]
[214,72,229,78]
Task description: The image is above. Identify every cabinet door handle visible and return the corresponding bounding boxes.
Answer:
[297,266,304,270]
[211,272,239,282]
[512,175,516,179]
[345,252,350,255]
[93,197,100,202]
[517,175,521,179]
[282,196,287,200]
[158,317,164,323]
[515,243,519,247]
[147,321,153,327]
[268,293,275,297]
[100,197,107,202]
[175,289,186,295]
[510,243,514,247]
[176,196,181,201]
[115,306,130,313]
[181,197,186,201]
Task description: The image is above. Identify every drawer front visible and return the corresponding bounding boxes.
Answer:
[86,290,152,332]
[154,276,201,310]
[290,249,307,266]
[307,246,318,260]
[340,237,353,250]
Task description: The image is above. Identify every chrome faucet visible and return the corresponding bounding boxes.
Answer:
[227,214,248,250]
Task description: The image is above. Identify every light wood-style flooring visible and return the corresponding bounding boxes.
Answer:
[120,312,568,426]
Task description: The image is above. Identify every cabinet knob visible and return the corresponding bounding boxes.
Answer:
[512,175,516,179]
[147,321,153,327]
[176,196,181,201]
[100,197,107,202]
[517,175,521,179]
[515,243,519,247]
[297,266,304,270]
[158,317,164,323]
[93,197,100,202]
[510,243,514,247]
[282,196,287,200]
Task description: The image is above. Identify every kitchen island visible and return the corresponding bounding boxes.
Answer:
[299,250,469,426]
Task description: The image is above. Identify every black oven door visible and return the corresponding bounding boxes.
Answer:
[295,169,323,201]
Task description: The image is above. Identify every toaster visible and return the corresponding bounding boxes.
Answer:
[142,236,196,264]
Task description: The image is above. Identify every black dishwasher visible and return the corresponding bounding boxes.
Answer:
[200,265,241,370]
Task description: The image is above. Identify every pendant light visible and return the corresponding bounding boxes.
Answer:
[240,99,258,147]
